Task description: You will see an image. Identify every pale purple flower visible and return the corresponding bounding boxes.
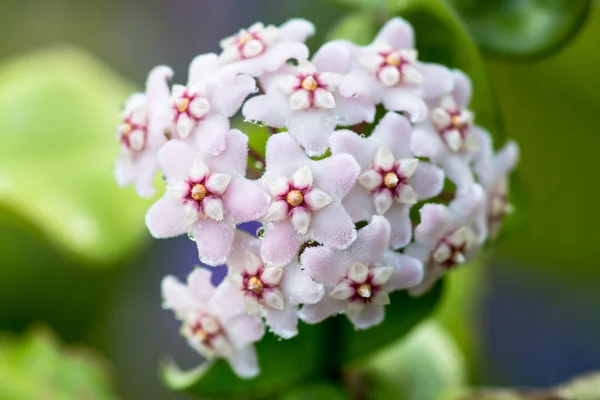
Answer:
[406,184,485,296]
[330,112,444,248]
[473,132,520,238]
[299,216,423,330]
[226,231,324,339]
[411,70,484,194]
[243,42,375,156]
[260,133,360,267]
[114,66,173,198]
[337,18,453,122]
[168,54,256,155]
[145,130,270,266]
[162,268,265,378]
[218,19,314,77]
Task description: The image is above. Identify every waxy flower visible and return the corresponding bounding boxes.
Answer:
[411,70,482,193]
[330,112,444,248]
[299,216,423,329]
[227,231,324,339]
[260,133,360,267]
[114,66,173,198]
[219,19,315,77]
[145,130,270,265]
[243,42,375,156]
[162,268,265,378]
[406,184,485,296]
[168,54,256,155]
[338,17,452,122]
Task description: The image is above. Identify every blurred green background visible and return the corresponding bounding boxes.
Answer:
[0,0,599,399]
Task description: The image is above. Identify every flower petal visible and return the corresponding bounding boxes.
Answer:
[210,74,257,117]
[227,345,260,379]
[158,139,197,180]
[187,267,216,305]
[242,88,292,128]
[374,17,415,50]
[300,246,348,288]
[281,263,324,305]
[369,112,413,159]
[410,162,445,200]
[264,306,300,339]
[329,129,378,169]
[194,114,230,156]
[287,110,337,157]
[312,41,351,73]
[312,153,360,199]
[146,196,186,238]
[265,132,308,178]
[310,203,356,249]
[222,178,270,223]
[382,89,428,122]
[385,204,412,249]
[350,304,384,330]
[420,63,453,100]
[261,220,303,267]
[204,129,248,177]
[191,219,235,266]
[279,18,315,42]
[298,296,344,324]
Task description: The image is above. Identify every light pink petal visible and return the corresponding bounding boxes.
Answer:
[410,265,445,297]
[441,155,474,195]
[158,139,196,180]
[301,246,348,290]
[420,63,453,100]
[114,156,135,187]
[188,267,216,305]
[342,185,376,223]
[410,125,445,159]
[146,65,174,140]
[370,112,412,158]
[226,345,260,379]
[312,154,360,199]
[298,296,345,324]
[410,162,445,200]
[338,72,374,100]
[384,253,424,291]
[225,315,265,347]
[383,89,428,122]
[264,306,300,339]
[414,204,452,246]
[472,126,494,186]
[346,215,391,264]
[242,89,292,128]
[194,114,229,156]
[223,178,270,223]
[210,74,257,117]
[210,280,247,320]
[265,132,308,178]
[310,203,357,250]
[204,129,248,177]
[493,140,520,182]
[261,220,303,267]
[134,152,160,198]
[312,42,350,73]
[161,275,196,312]
[350,304,384,330]
[262,42,310,73]
[188,53,219,85]
[449,183,485,219]
[334,96,376,126]
[279,18,315,42]
[374,17,414,50]
[404,242,431,265]
[191,219,235,266]
[451,69,473,109]
[385,204,412,249]
[329,129,377,169]
[281,263,324,305]
[287,110,337,157]
[145,196,186,238]
[227,230,261,273]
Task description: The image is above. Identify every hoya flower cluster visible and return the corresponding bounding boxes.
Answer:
[115,18,519,378]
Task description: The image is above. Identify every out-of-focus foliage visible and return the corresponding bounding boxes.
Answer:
[0,328,117,400]
[162,282,442,399]
[0,47,151,266]
[445,0,591,60]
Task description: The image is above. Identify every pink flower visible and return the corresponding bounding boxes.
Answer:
[299,216,423,330]
[411,70,484,194]
[168,54,256,155]
[330,112,444,248]
[226,231,324,339]
[162,268,265,378]
[114,66,173,198]
[337,18,453,122]
[243,42,375,156]
[145,130,270,265]
[260,133,360,267]
[405,184,485,296]
[473,132,520,238]
[218,20,314,77]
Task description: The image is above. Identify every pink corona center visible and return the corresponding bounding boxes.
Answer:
[119,113,148,152]
[348,269,381,304]
[293,73,330,108]
[373,163,409,199]
[241,265,280,302]
[376,49,413,84]
[189,315,226,349]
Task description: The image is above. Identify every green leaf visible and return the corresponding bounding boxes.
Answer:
[0,46,152,266]
[445,0,591,60]
[0,327,117,400]
[163,281,443,399]
[327,0,387,12]
[327,12,378,45]
[281,383,350,400]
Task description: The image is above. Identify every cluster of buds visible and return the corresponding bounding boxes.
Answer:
[115,17,519,378]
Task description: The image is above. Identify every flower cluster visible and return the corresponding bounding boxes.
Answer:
[115,17,519,378]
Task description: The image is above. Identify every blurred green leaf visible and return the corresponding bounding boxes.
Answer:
[0,327,117,400]
[445,0,591,60]
[0,47,151,266]
[365,321,466,400]
[327,0,387,12]
[281,383,350,400]
[327,12,378,45]
[163,281,443,399]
